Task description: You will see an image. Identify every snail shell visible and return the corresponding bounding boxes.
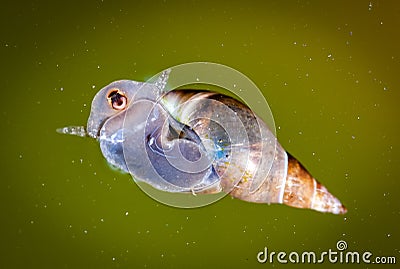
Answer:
[161,90,346,214]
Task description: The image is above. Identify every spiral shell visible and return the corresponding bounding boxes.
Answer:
[161,90,346,214]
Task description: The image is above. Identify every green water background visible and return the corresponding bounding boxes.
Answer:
[1,1,399,268]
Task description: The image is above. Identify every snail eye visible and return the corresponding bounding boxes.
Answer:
[107,88,128,110]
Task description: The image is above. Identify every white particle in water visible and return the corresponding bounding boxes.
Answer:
[125,211,129,216]
[112,257,116,261]
[84,230,88,234]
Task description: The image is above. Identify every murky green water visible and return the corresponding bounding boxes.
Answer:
[1,1,399,268]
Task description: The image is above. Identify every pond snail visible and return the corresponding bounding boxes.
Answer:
[58,69,347,214]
